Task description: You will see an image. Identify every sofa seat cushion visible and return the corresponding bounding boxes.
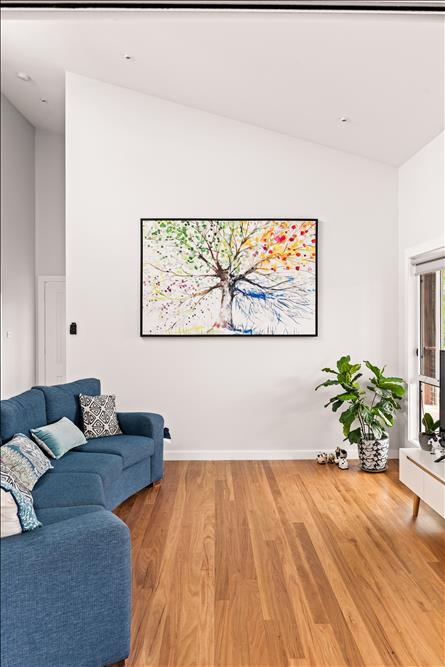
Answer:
[74,435,153,469]
[32,472,105,509]
[48,452,123,489]
[36,504,104,526]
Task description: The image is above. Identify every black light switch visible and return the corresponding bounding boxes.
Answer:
[69,322,77,335]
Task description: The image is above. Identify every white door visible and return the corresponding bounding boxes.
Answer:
[42,279,66,385]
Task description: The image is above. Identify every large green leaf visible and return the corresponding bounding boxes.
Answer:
[422,412,440,433]
[339,404,358,427]
[369,422,384,439]
[348,428,362,444]
[337,355,351,372]
[375,402,396,420]
[379,382,405,398]
[340,404,359,436]
[381,376,405,384]
[364,360,382,378]
[324,392,357,409]
[337,393,359,402]
[375,409,393,426]
[315,379,340,391]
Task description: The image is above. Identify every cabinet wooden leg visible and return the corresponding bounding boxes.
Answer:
[154,479,162,487]
[413,494,420,518]
[105,661,125,667]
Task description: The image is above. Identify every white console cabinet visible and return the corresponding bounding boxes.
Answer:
[399,448,445,518]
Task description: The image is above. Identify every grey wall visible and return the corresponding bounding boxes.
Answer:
[35,128,65,276]
[1,94,36,398]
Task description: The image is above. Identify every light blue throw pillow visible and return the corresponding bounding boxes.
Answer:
[31,417,87,459]
[1,466,41,534]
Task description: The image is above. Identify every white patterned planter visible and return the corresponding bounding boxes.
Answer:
[358,437,389,472]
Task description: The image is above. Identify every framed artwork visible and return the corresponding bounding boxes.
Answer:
[140,219,318,336]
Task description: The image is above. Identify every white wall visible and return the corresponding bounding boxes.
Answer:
[35,129,65,277]
[66,73,399,458]
[0,110,65,398]
[398,132,444,252]
[398,131,445,444]
[1,94,36,398]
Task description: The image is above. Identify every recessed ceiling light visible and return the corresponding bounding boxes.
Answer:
[40,98,48,103]
[16,72,32,82]
[339,116,350,123]
[123,54,133,61]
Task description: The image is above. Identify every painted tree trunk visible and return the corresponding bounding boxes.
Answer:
[216,282,234,329]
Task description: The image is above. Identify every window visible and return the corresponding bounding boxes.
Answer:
[413,249,445,432]
[443,270,445,349]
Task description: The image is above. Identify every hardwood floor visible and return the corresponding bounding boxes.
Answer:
[115,460,445,667]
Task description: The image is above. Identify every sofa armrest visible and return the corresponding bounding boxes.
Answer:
[117,412,164,482]
[1,511,131,667]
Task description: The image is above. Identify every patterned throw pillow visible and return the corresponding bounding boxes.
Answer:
[0,466,41,535]
[79,394,122,439]
[1,488,21,538]
[0,433,53,490]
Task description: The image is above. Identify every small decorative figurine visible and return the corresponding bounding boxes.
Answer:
[316,452,327,464]
[335,447,348,464]
[338,458,349,470]
[327,453,336,464]
[433,443,444,457]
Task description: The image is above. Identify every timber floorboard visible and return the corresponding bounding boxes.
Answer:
[114,460,445,667]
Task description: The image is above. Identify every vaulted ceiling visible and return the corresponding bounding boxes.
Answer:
[1,10,444,164]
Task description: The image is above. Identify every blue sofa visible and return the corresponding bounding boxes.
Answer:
[0,378,164,667]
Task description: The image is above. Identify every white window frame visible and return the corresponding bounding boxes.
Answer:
[418,270,441,434]
[403,238,443,446]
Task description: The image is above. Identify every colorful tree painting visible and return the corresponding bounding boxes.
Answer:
[141,219,317,336]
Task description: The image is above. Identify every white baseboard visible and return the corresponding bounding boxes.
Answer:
[164,448,400,461]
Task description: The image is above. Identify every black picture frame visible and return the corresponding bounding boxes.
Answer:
[140,218,318,337]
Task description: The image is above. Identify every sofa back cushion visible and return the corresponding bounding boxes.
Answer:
[34,379,101,428]
[0,389,47,444]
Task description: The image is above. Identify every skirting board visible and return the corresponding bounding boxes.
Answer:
[164,447,400,461]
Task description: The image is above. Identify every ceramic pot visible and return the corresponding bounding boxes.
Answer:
[358,436,389,472]
[419,433,437,451]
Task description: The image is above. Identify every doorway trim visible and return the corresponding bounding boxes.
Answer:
[36,275,66,385]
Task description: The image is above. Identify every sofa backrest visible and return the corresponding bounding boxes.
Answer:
[0,389,47,444]
[33,378,101,428]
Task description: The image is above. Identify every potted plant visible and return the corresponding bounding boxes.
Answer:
[419,413,440,451]
[316,356,406,472]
